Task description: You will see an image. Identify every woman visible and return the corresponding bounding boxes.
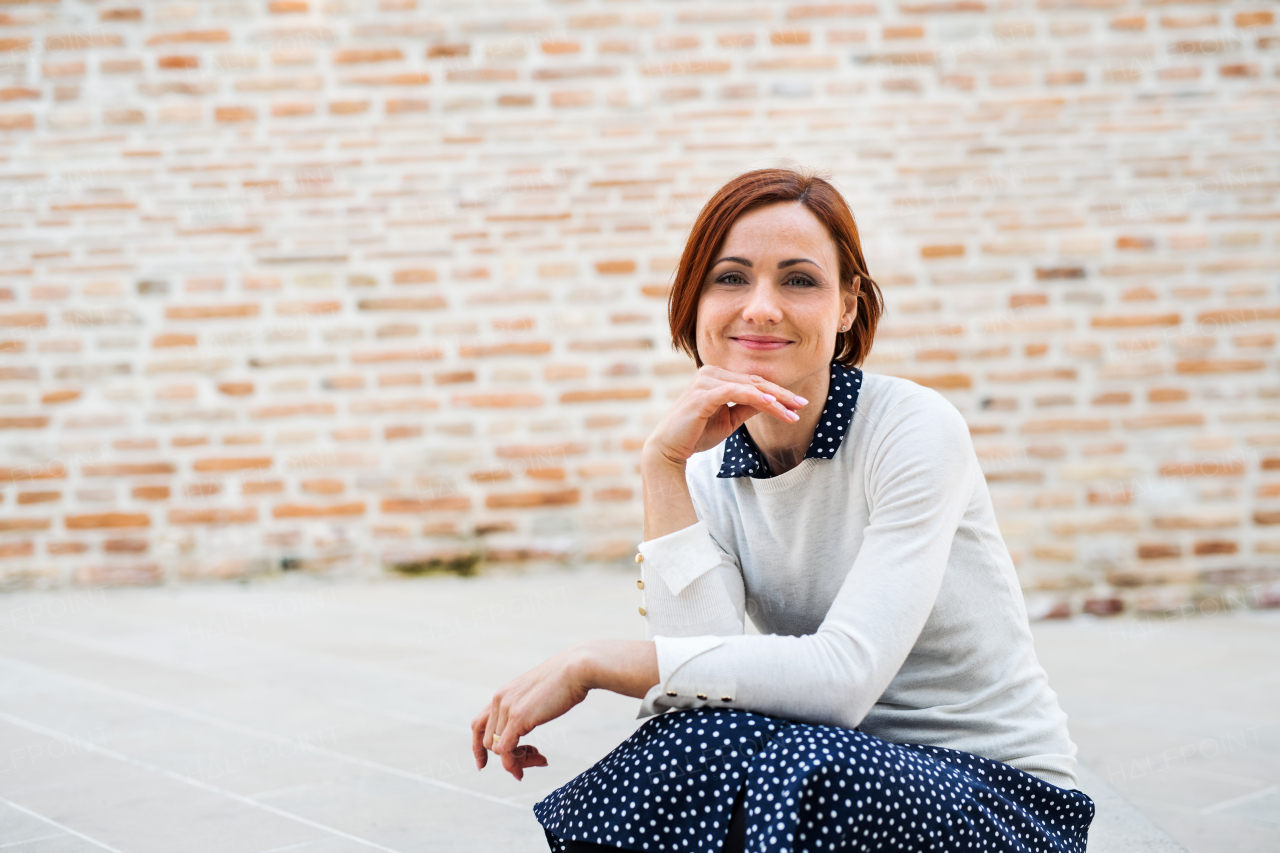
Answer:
[471,169,1095,853]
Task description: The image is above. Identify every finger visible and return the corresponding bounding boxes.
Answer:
[507,744,548,781]
[471,710,489,769]
[701,366,808,409]
[709,382,799,424]
[501,731,527,779]
[741,372,808,409]
[513,744,547,767]
[490,701,512,756]
[482,695,500,752]
[497,714,536,776]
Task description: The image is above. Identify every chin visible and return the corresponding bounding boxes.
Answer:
[721,352,794,376]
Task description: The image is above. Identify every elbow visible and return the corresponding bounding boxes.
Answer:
[784,630,882,731]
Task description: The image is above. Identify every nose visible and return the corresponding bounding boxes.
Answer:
[741,278,783,326]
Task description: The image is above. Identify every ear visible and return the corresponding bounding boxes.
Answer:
[842,276,860,328]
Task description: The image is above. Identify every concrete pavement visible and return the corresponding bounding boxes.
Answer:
[0,566,1273,852]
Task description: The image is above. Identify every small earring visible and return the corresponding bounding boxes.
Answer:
[839,325,846,332]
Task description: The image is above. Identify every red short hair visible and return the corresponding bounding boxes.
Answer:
[668,168,883,368]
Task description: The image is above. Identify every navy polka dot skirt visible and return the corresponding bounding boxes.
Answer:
[534,708,1094,853]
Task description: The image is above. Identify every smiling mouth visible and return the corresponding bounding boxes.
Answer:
[732,336,791,343]
[731,336,792,349]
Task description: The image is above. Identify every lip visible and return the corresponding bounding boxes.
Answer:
[732,335,792,351]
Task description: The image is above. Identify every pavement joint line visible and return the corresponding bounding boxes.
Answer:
[0,795,128,853]
[0,654,527,811]
[0,832,67,849]
[0,710,409,853]
[22,623,476,735]
[1200,784,1280,815]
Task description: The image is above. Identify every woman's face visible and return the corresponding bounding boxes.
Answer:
[695,201,854,387]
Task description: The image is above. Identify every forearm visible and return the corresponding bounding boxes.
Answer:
[641,448,699,541]
[647,630,881,729]
[577,639,659,700]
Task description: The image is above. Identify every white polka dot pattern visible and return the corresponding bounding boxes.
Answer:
[534,708,1095,852]
[717,362,864,480]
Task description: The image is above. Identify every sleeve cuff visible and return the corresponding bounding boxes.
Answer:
[635,634,732,719]
[637,519,725,596]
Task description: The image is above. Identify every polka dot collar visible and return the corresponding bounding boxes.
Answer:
[717,361,864,479]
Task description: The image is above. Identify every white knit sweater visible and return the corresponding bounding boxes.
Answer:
[635,372,1080,791]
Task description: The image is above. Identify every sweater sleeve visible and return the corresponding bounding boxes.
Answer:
[632,493,747,718]
[637,390,975,728]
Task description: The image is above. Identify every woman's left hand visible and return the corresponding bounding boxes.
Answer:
[471,643,591,781]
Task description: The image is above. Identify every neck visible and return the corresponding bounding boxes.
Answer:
[745,362,832,477]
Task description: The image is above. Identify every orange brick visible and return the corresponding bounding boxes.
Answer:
[193,457,271,472]
[541,40,581,54]
[382,496,470,513]
[1022,419,1110,434]
[1091,313,1180,328]
[452,393,544,408]
[145,30,231,45]
[1235,11,1273,27]
[0,114,35,130]
[334,48,403,64]
[165,303,260,320]
[486,488,580,509]
[1111,15,1146,30]
[593,487,633,502]
[393,268,438,284]
[560,388,652,403]
[215,106,255,122]
[1176,359,1266,374]
[74,563,163,586]
[357,297,447,311]
[459,342,552,358]
[1159,460,1246,478]
[1123,413,1205,429]
[170,507,259,522]
[132,486,170,500]
[771,30,812,45]
[428,43,470,58]
[83,463,175,477]
[272,502,366,518]
[66,512,150,529]
[48,541,90,554]
[0,541,34,559]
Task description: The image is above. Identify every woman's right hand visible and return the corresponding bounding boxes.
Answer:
[643,365,808,468]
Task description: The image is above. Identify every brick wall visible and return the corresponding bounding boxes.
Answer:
[0,0,1277,615]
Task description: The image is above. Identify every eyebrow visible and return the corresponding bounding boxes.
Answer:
[713,256,824,271]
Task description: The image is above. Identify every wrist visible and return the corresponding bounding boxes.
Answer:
[567,641,601,692]
[641,443,687,475]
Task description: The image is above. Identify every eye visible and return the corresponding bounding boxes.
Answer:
[716,271,748,285]
[785,274,817,287]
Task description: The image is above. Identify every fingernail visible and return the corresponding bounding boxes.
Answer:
[795,396,808,405]
[762,393,775,403]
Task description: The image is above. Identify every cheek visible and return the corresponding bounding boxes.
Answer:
[695,297,728,336]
